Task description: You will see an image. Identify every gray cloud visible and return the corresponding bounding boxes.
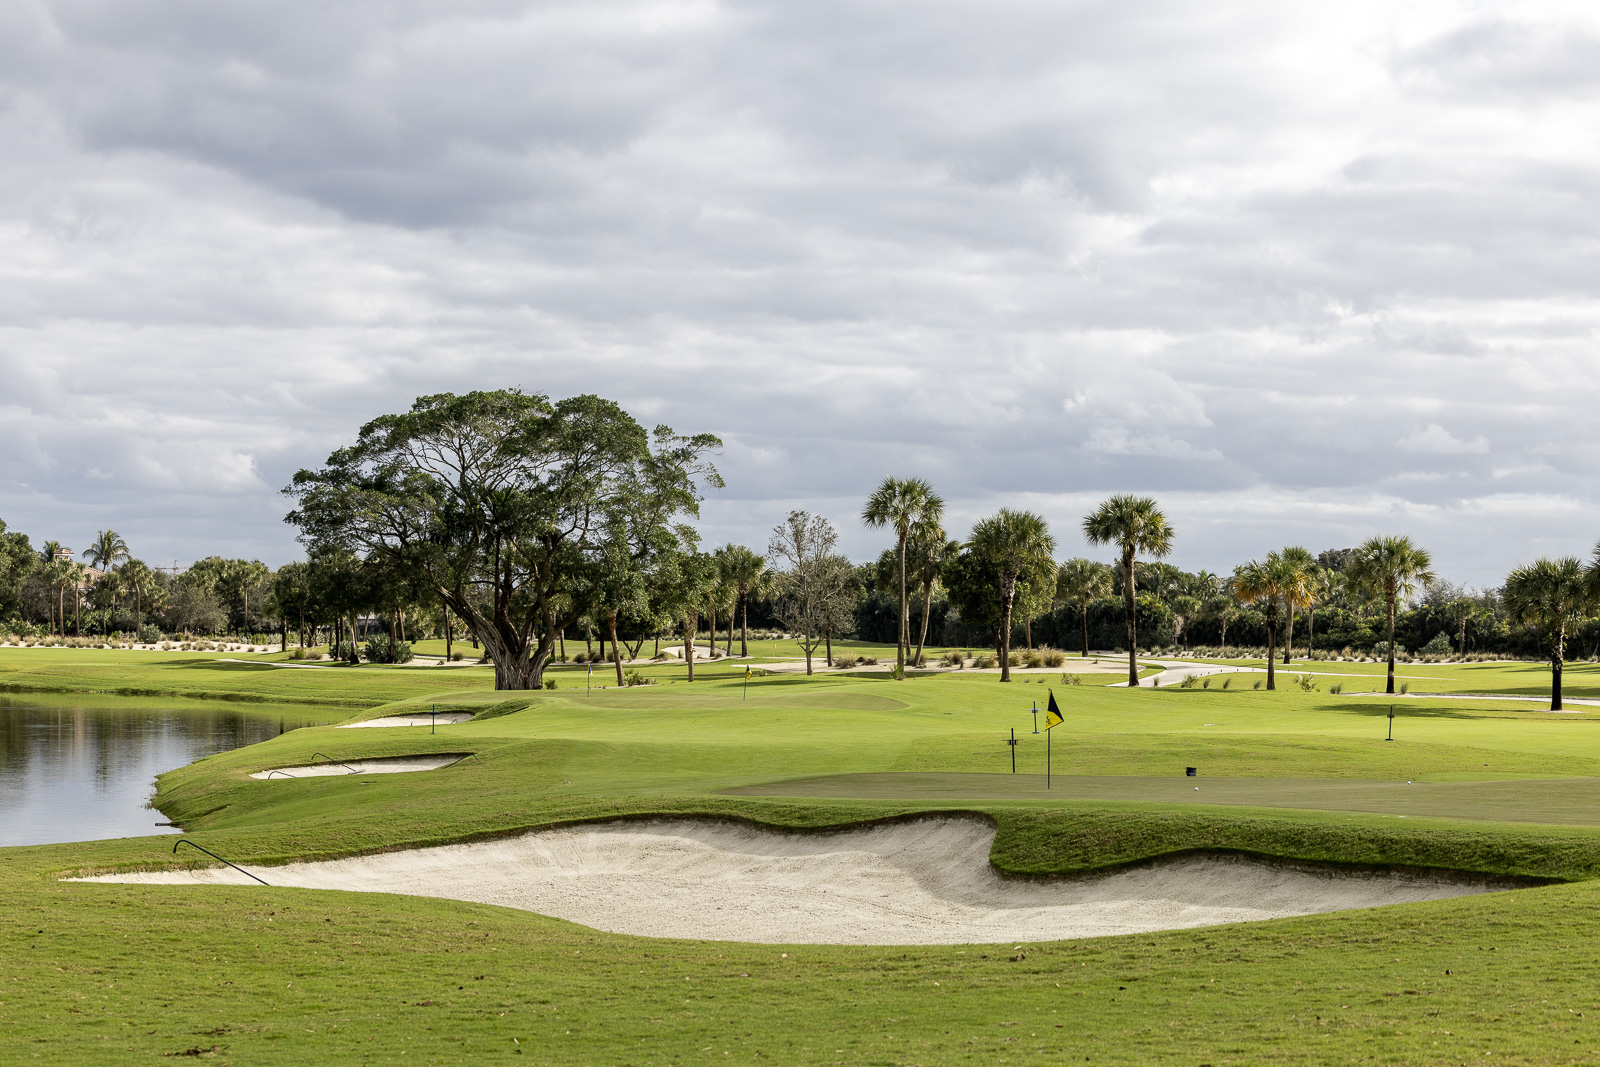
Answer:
[2,1,1599,585]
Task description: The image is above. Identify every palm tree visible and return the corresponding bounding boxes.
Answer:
[1230,553,1298,690]
[1055,558,1112,658]
[1346,535,1436,695]
[1444,596,1476,658]
[1277,546,1316,663]
[1507,557,1592,711]
[718,545,769,657]
[1082,495,1175,687]
[967,509,1056,683]
[862,477,945,672]
[120,559,155,635]
[83,530,130,576]
[906,528,958,667]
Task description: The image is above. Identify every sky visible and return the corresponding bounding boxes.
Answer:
[4,0,1600,587]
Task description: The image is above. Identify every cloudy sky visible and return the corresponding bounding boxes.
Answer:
[3,0,1599,586]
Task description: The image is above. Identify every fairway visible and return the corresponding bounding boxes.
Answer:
[725,771,1600,825]
[13,647,1600,1064]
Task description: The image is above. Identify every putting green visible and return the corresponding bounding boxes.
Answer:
[723,771,1600,825]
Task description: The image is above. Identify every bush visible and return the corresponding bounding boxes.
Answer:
[362,634,414,665]
[1421,632,1453,655]
[1329,682,1343,694]
[573,651,588,663]
[1178,674,1199,688]
[1007,651,1022,667]
[939,651,965,668]
[137,624,161,644]
[624,669,651,687]
[450,650,465,661]
[1061,673,1082,686]
[1400,682,1411,694]
[1295,674,1318,692]
[859,656,879,666]
[974,654,997,670]
[1252,679,1263,690]
[1040,649,1065,668]
[833,654,857,668]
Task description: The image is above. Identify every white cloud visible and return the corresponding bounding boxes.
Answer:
[1399,423,1491,454]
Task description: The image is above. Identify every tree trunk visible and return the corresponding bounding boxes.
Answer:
[999,579,1015,683]
[1025,618,1033,650]
[445,614,452,660]
[1385,591,1397,695]
[608,609,625,687]
[1552,626,1565,711]
[740,595,750,658]
[1307,607,1315,658]
[280,618,287,652]
[726,609,733,656]
[1123,549,1139,686]
[1266,618,1278,690]
[825,628,833,667]
[914,582,934,667]
[1080,604,1090,658]
[684,613,697,682]
[804,629,813,675]
[1283,603,1294,664]
[897,532,908,670]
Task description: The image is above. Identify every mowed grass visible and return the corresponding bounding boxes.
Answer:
[11,648,1600,1062]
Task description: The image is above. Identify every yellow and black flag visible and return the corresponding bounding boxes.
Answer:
[1044,689,1064,729]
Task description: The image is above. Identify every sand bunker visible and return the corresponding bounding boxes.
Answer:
[80,817,1514,944]
[339,712,475,728]
[250,755,468,779]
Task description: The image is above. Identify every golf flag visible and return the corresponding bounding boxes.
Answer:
[1044,690,1064,730]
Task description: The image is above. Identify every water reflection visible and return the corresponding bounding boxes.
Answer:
[0,697,330,847]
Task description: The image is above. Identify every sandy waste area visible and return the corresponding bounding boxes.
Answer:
[338,712,476,728]
[79,817,1514,944]
[249,755,467,779]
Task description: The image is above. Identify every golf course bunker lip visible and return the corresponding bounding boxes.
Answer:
[74,816,1521,945]
[249,755,470,779]
[339,712,476,728]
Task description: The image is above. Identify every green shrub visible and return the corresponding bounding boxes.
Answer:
[939,651,965,668]
[1400,682,1411,694]
[974,654,997,670]
[833,654,857,668]
[1295,674,1318,692]
[1178,674,1199,688]
[1252,679,1263,690]
[624,670,651,687]
[1040,649,1065,668]
[859,656,878,666]
[1421,632,1452,655]
[362,635,413,665]
[1061,673,1082,686]
[1329,682,1343,694]
[543,678,557,689]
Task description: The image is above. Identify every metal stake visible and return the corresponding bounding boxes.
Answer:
[1387,704,1394,741]
[1008,727,1017,773]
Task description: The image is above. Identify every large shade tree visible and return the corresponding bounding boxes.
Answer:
[966,509,1056,683]
[862,477,944,673]
[286,390,721,690]
[1083,495,1175,687]
[1346,534,1435,695]
[1505,556,1592,711]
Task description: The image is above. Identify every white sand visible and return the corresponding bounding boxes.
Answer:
[339,712,476,728]
[80,817,1509,944]
[249,755,467,779]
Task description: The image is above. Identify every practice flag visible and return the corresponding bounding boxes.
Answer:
[1044,690,1064,729]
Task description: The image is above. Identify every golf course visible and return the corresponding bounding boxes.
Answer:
[8,644,1600,1064]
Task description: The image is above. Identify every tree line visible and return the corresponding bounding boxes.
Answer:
[2,389,1596,698]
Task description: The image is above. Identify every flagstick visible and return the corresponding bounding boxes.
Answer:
[1047,725,1051,789]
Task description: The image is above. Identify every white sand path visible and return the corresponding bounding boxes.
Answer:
[80,817,1515,945]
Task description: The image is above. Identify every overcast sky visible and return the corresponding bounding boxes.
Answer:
[3,0,1599,586]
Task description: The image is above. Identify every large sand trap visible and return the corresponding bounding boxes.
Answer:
[79,817,1516,944]
[249,755,468,779]
[339,712,475,728]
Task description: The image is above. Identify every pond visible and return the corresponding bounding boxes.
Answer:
[0,695,332,848]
